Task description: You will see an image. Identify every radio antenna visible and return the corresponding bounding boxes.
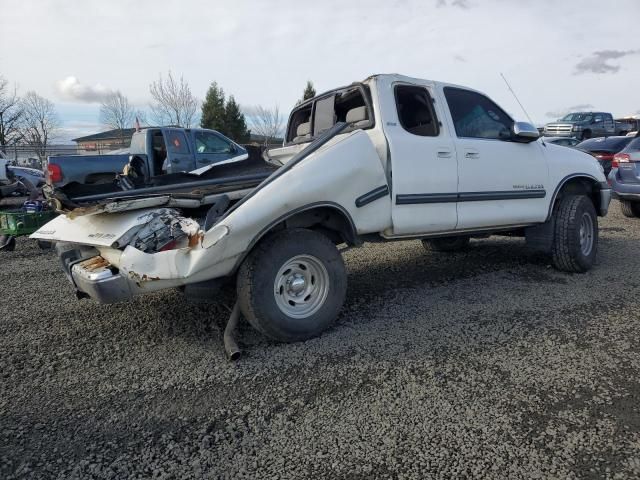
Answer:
[500,72,534,124]
[500,72,542,143]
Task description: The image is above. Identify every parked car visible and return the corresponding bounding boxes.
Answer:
[10,166,45,196]
[544,112,616,140]
[615,116,640,136]
[542,136,581,147]
[32,74,610,346]
[609,135,640,217]
[0,157,20,198]
[576,136,635,177]
[46,127,254,199]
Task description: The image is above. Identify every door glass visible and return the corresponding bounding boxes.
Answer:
[165,130,189,154]
[194,131,233,154]
[444,87,513,140]
[395,85,439,136]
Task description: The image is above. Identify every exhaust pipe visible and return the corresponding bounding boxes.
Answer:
[223,302,242,361]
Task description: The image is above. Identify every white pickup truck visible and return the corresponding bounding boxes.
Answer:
[33,74,611,345]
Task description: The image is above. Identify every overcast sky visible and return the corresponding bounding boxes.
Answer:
[1,0,639,142]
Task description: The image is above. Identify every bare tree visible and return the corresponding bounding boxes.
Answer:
[246,105,283,146]
[20,91,59,163]
[0,75,24,153]
[99,91,135,144]
[149,71,198,128]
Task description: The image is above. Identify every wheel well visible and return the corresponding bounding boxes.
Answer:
[230,205,359,275]
[267,206,359,246]
[550,176,603,218]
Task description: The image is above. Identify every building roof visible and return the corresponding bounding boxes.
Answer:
[72,128,137,143]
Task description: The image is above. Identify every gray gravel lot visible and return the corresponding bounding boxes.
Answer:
[1,201,639,479]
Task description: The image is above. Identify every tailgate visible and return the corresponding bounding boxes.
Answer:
[30,208,162,246]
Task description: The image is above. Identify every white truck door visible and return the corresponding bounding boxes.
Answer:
[442,86,549,230]
[383,82,459,235]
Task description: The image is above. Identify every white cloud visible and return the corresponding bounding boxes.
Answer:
[56,76,112,103]
[574,50,640,75]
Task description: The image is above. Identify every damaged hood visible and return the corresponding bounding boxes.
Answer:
[30,208,199,248]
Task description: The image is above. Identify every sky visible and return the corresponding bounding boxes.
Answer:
[1,0,639,143]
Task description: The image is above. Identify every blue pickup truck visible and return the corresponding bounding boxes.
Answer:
[46,127,258,196]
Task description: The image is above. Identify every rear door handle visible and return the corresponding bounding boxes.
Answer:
[437,150,452,158]
[464,150,480,159]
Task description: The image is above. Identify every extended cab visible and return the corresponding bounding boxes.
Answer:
[33,74,611,344]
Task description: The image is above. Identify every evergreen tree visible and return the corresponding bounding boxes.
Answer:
[200,82,226,132]
[223,95,250,142]
[302,81,316,101]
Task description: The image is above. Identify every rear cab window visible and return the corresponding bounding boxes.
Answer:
[394,84,439,137]
[285,85,374,144]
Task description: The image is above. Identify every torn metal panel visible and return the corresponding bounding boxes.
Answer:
[31,207,201,249]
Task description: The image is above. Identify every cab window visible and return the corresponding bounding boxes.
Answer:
[285,86,372,144]
[395,85,439,137]
[164,130,190,154]
[444,87,513,140]
[194,131,233,154]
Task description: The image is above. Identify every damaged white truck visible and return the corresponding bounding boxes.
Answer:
[33,74,611,351]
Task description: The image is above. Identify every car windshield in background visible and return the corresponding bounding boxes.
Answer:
[577,137,633,152]
[561,113,592,122]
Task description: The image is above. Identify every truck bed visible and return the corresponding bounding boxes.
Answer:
[49,156,279,213]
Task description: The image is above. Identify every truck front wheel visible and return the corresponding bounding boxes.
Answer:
[620,200,640,218]
[237,228,347,343]
[551,195,598,273]
[422,236,470,252]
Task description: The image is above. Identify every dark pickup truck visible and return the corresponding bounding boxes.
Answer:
[46,127,277,209]
[47,127,251,190]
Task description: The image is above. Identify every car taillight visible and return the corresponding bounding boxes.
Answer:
[46,163,62,183]
[612,153,630,168]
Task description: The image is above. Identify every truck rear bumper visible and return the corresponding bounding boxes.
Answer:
[69,256,134,303]
[72,266,133,303]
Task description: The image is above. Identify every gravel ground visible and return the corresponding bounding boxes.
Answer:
[1,201,640,479]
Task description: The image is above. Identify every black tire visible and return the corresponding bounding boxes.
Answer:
[581,130,591,140]
[0,235,16,252]
[237,228,347,343]
[620,200,640,218]
[551,195,598,273]
[37,240,53,250]
[422,236,470,252]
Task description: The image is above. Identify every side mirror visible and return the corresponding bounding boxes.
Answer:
[512,122,539,143]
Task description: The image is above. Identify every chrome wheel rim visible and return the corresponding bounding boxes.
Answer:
[579,213,594,256]
[274,254,330,319]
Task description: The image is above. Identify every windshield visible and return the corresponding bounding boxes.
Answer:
[561,113,592,122]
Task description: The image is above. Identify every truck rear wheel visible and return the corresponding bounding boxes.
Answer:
[422,236,470,252]
[237,228,347,343]
[620,200,640,218]
[551,195,598,273]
